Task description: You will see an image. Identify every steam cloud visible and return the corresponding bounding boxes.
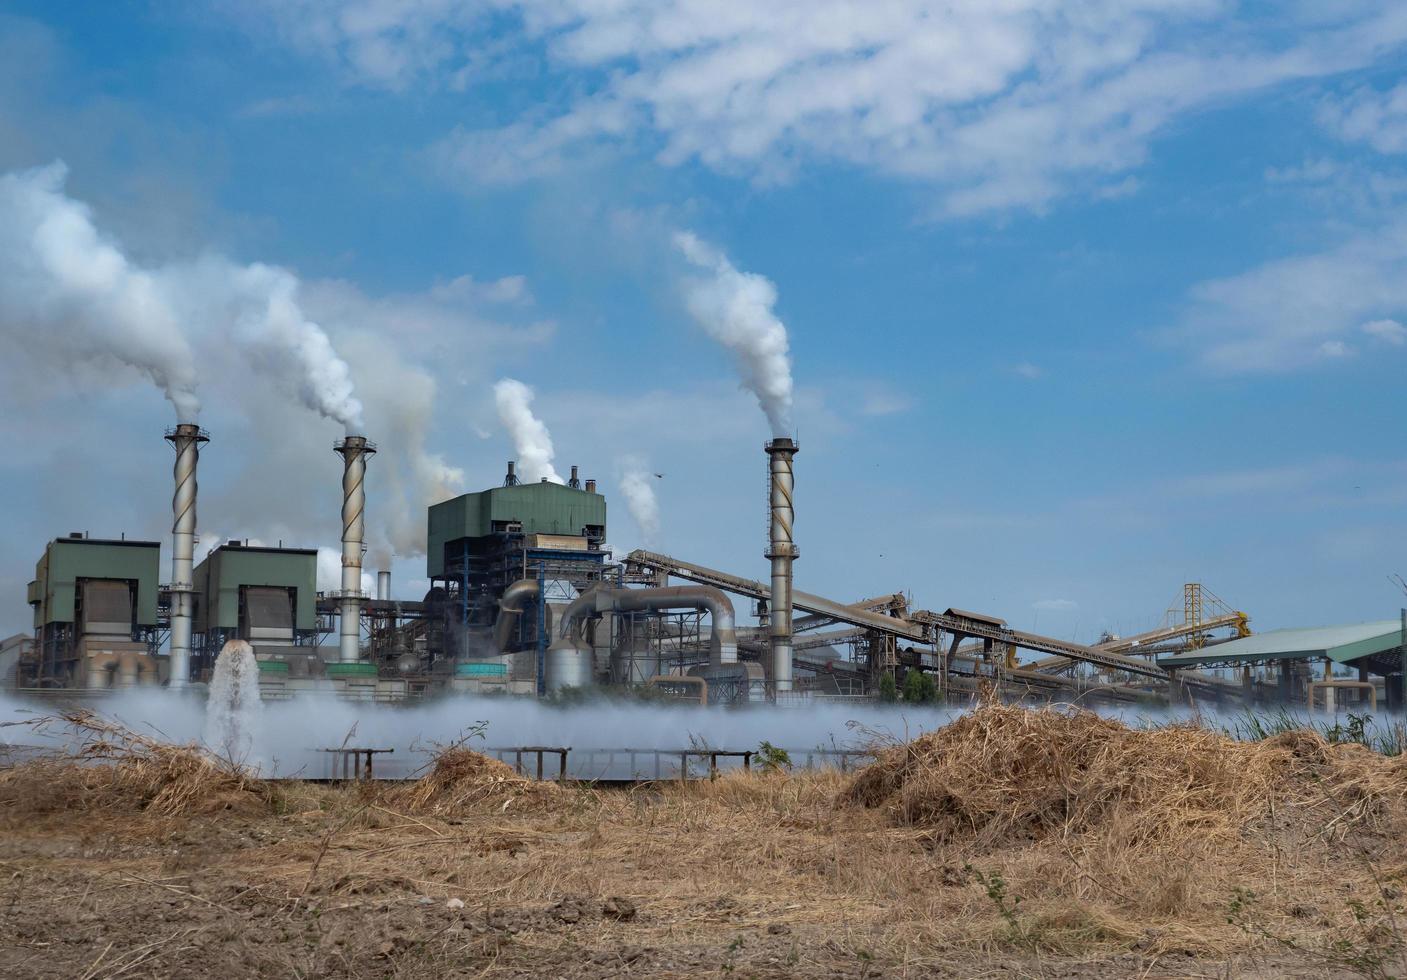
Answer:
[616,457,661,549]
[493,378,561,483]
[674,231,794,436]
[0,161,363,429]
[0,162,200,420]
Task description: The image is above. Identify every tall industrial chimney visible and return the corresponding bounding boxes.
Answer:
[165,424,207,689]
[377,570,391,602]
[334,436,376,663]
[764,437,799,693]
[504,461,519,486]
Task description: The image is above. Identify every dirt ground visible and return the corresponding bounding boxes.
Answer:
[0,771,1386,979]
[5,704,1405,978]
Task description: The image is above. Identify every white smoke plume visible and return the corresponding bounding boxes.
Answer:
[225,263,364,431]
[674,231,794,436]
[493,378,561,483]
[0,161,363,430]
[0,162,200,420]
[337,330,464,560]
[616,456,661,549]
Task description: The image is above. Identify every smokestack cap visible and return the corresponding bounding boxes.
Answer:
[765,437,798,454]
[334,436,377,455]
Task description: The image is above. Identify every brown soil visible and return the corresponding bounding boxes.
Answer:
[0,706,1403,978]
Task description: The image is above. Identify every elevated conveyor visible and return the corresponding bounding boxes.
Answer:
[624,551,929,643]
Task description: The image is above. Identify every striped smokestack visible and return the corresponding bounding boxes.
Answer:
[165,423,207,688]
[765,437,798,694]
[334,436,376,663]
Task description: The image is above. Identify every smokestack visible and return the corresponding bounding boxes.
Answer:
[764,438,798,693]
[585,478,597,494]
[569,465,580,489]
[377,570,390,602]
[334,436,376,663]
[504,461,519,486]
[164,424,207,689]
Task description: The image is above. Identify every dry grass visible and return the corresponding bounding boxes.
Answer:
[840,702,1407,959]
[0,709,269,823]
[4,704,1407,976]
[387,746,559,815]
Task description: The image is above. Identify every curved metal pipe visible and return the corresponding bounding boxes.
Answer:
[493,578,541,653]
[552,585,737,666]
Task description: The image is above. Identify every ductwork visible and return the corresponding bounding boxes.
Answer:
[550,585,738,684]
[334,436,376,663]
[492,578,541,653]
[85,649,159,689]
[165,424,207,689]
[764,438,799,693]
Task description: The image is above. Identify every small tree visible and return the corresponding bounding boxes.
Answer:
[903,669,937,704]
[878,672,898,703]
[756,740,792,773]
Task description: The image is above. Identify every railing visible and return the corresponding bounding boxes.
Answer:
[484,745,878,782]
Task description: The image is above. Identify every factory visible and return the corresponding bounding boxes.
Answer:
[7,424,1406,710]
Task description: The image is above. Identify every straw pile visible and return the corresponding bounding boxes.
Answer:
[390,747,557,814]
[0,710,268,822]
[843,703,1407,848]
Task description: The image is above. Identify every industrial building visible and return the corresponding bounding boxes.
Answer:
[6,423,1405,711]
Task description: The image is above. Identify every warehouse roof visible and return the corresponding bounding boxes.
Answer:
[1159,620,1404,668]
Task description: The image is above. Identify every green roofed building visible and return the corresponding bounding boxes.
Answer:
[1160,618,1407,709]
[25,535,163,688]
[426,466,609,681]
[1158,620,1406,672]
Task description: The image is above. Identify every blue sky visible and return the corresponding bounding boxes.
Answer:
[1,2,1406,646]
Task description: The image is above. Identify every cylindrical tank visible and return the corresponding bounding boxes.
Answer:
[545,647,593,692]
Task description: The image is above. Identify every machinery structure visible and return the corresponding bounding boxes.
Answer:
[13,417,1407,712]
[25,535,163,688]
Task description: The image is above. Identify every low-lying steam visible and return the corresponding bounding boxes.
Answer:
[674,231,794,436]
[616,457,661,549]
[494,378,561,483]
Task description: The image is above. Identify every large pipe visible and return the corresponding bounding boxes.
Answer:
[764,438,799,692]
[165,424,207,688]
[553,585,738,666]
[334,436,376,663]
[377,570,391,602]
[493,578,542,653]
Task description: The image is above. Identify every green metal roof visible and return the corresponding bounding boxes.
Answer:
[31,538,162,629]
[193,544,318,632]
[427,482,606,577]
[1159,620,1405,668]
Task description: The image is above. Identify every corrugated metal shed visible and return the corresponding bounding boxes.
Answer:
[30,538,161,628]
[1159,620,1405,668]
[193,544,318,632]
[427,482,606,577]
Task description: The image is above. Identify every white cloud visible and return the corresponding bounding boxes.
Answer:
[1012,362,1043,380]
[1319,82,1407,154]
[1033,598,1078,612]
[857,387,913,418]
[1171,222,1407,372]
[236,1,1407,213]
[1363,317,1407,345]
